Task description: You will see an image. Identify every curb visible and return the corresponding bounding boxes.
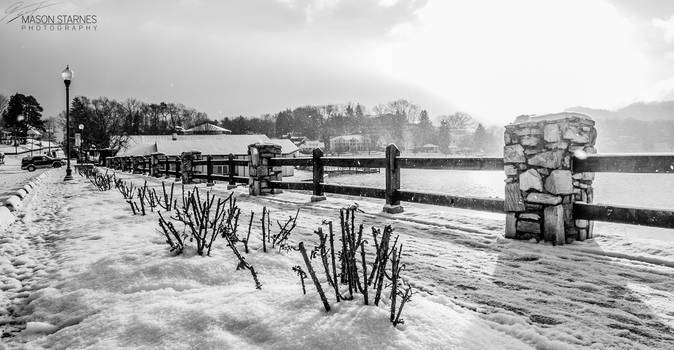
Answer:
[0,171,50,229]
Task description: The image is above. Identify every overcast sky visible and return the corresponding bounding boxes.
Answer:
[1,0,674,125]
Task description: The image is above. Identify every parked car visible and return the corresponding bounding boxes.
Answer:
[21,155,63,171]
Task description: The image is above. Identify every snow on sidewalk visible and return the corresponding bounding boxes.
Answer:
[1,170,530,349]
[1,169,673,349]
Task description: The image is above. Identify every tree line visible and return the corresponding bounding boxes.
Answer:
[222,100,502,155]
[0,93,502,155]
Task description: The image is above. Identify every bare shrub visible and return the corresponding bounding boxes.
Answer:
[297,205,415,326]
[156,186,261,289]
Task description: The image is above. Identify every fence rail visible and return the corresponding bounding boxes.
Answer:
[105,148,674,230]
[573,154,674,174]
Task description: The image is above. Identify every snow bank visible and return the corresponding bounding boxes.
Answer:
[0,206,15,229]
[4,195,23,211]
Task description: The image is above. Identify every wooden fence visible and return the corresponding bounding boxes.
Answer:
[107,148,674,230]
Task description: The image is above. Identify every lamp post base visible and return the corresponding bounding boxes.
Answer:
[63,167,73,181]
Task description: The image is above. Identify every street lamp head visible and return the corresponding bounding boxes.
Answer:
[78,124,84,130]
[61,65,73,82]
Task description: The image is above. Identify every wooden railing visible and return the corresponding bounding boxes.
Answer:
[572,154,674,229]
[106,149,674,230]
[268,145,505,213]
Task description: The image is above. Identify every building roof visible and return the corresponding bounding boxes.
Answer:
[184,123,231,134]
[117,142,158,156]
[117,134,298,156]
[269,138,299,154]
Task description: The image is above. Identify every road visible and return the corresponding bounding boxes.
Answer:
[0,155,47,203]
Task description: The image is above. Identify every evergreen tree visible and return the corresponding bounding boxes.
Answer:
[472,123,489,152]
[437,120,451,153]
[2,93,44,139]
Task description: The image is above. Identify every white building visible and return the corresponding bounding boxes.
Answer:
[299,140,325,153]
[329,134,374,153]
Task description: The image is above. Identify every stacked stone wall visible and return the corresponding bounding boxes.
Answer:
[180,151,201,184]
[248,143,283,196]
[504,113,596,244]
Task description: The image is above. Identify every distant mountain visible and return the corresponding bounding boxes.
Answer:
[566,101,674,121]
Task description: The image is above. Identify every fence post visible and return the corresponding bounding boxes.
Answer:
[206,155,214,186]
[383,144,403,214]
[503,113,597,244]
[131,157,137,174]
[227,153,237,189]
[175,156,181,182]
[163,156,169,179]
[311,148,326,202]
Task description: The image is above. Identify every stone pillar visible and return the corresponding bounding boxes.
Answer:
[248,143,283,196]
[180,151,201,184]
[150,153,165,177]
[503,113,596,244]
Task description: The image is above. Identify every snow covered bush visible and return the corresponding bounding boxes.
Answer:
[298,205,415,326]
[259,206,300,253]
[156,186,262,289]
[79,167,115,191]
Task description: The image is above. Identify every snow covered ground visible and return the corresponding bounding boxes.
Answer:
[1,169,673,349]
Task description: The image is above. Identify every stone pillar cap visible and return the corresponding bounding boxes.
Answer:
[510,112,592,125]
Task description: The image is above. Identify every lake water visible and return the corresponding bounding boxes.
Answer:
[285,169,674,244]
[313,169,674,210]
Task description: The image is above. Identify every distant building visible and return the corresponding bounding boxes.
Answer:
[414,144,439,153]
[329,134,375,153]
[299,140,325,154]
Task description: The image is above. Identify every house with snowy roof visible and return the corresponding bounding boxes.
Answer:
[116,133,300,177]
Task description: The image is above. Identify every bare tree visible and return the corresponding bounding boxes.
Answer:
[439,112,472,130]
[122,98,143,134]
[373,99,420,123]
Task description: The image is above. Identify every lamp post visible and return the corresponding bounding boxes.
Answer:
[78,123,84,163]
[14,114,24,154]
[47,126,53,156]
[61,65,73,181]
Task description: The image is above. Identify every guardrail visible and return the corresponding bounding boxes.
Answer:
[105,148,674,230]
